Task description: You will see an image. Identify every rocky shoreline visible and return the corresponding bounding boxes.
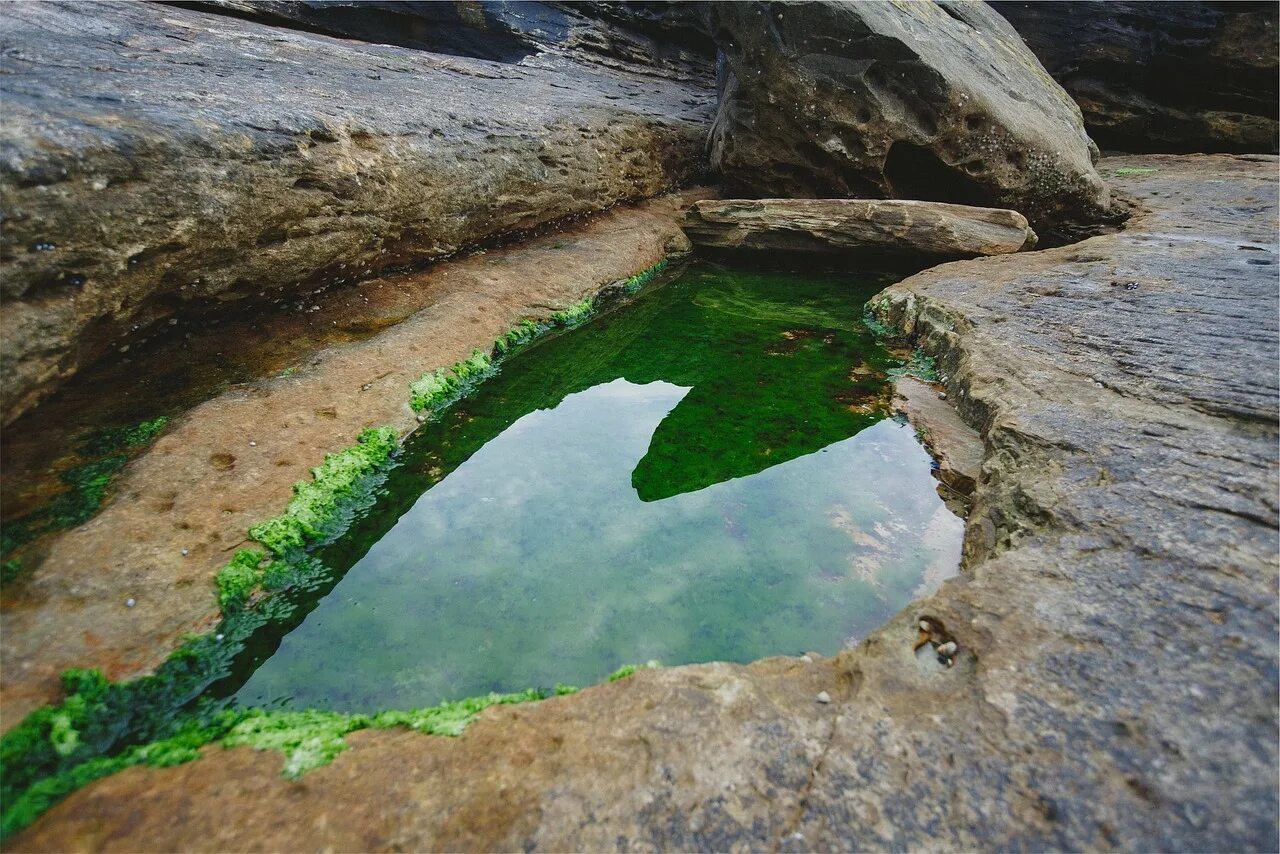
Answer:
[2,1,1277,849]
[11,155,1277,851]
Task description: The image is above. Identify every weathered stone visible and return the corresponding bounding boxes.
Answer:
[991,1,1279,154]
[181,0,715,81]
[683,198,1037,257]
[704,0,1111,227]
[14,156,1277,852]
[0,1,714,425]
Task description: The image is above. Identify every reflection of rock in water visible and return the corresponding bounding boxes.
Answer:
[913,504,965,598]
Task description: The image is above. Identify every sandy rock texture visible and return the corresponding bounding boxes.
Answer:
[0,191,702,730]
[15,155,1276,852]
[704,0,1111,227]
[683,198,1036,258]
[0,0,714,425]
[991,0,1279,154]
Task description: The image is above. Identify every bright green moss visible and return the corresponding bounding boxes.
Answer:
[409,350,494,413]
[622,258,669,294]
[1112,166,1158,177]
[216,549,268,611]
[493,319,544,356]
[249,426,398,556]
[607,661,660,682]
[551,296,595,327]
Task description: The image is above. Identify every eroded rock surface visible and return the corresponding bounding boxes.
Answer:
[704,0,1111,227]
[683,198,1036,257]
[15,156,1277,852]
[991,1,1279,154]
[0,1,714,425]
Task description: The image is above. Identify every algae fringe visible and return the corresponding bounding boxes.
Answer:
[408,257,673,418]
[0,256,677,839]
[0,417,170,576]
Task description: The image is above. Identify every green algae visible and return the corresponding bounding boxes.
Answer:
[248,426,398,556]
[77,416,169,457]
[0,684,552,840]
[216,549,269,611]
[0,256,956,837]
[1112,166,1159,177]
[1,417,171,571]
[551,295,596,327]
[607,661,661,682]
[888,348,941,383]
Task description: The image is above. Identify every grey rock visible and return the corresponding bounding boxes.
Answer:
[990,1,1279,154]
[703,1,1111,227]
[0,1,714,425]
[683,198,1037,258]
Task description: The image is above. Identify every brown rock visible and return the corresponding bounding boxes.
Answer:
[704,1,1112,228]
[0,1,714,426]
[683,198,1037,258]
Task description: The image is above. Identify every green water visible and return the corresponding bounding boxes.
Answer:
[233,263,962,712]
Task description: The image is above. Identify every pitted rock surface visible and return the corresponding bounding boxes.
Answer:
[0,1,714,424]
[704,0,1110,228]
[14,155,1276,852]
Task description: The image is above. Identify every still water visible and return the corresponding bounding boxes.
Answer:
[233,263,962,711]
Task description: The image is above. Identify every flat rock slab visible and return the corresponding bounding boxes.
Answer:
[684,198,1037,257]
[13,156,1280,852]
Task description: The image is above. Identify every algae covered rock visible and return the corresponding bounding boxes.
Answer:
[704,0,1111,227]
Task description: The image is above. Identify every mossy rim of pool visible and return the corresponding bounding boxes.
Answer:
[0,258,959,840]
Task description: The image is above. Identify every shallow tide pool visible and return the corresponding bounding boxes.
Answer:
[233,262,962,712]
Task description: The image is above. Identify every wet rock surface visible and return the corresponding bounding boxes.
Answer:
[704,0,1110,227]
[15,155,1277,852]
[683,198,1036,258]
[991,1,1279,155]
[0,1,714,425]
[0,191,704,729]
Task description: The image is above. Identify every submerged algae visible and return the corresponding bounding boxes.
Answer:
[1,417,171,570]
[0,256,681,837]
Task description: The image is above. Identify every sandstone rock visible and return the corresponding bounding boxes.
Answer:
[683,198,1037,257]
[704,1,1111,227]
[0,1,714,426]
[14,156,1277,852]
[991,1,1279,154]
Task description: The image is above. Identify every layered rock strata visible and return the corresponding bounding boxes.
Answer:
[683,198,1037,257]
[0,1,714,424]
